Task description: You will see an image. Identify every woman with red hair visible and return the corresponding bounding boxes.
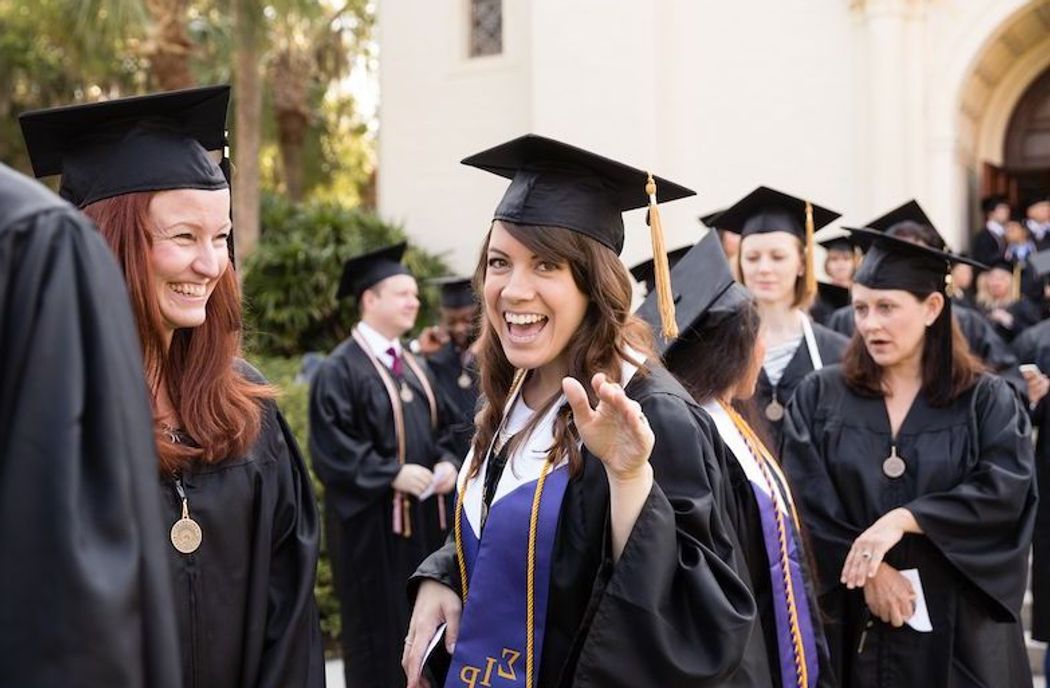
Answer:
[20,86,324,688]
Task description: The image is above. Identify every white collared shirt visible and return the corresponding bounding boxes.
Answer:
[356,320,402,370]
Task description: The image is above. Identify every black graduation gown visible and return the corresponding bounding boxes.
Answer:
[754,322,848,449]
[411,365,759,688]
[426,340,480,461]
[721,447,838,688]
[827,303,1021,376]
[781,367,1036,687]
[971,228,1005,267]
[309,337,461,687]
[1009,319,1050,640]
[161,368,324,688]
[978,300,1041,343]
[0,164,182,688]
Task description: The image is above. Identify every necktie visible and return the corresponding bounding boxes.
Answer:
[385,346,404,376]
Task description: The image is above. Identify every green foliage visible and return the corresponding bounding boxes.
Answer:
[242,191,451,357]
[249,354,342,649]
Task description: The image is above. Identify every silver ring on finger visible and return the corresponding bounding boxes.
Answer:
[861,551,872,560]
[404,637,413,646]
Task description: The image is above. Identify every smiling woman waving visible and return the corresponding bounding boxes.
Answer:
[401,135,758,688]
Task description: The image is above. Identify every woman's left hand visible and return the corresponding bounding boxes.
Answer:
[841,508,918,588]
[563,372,654,482]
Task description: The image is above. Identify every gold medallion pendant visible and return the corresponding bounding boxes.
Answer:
[457,372,472,389]
[400,382,414,403]
[170,497,202,554]
[765,400,784,422]
[882,445,906,479]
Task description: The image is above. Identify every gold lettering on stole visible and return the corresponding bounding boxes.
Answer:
[459,648,523,686]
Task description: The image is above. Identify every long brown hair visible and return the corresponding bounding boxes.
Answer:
[470,221,654,478]
[842,294,984,407]
[84,191,274,473]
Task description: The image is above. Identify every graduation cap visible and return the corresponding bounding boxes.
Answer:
[848,226,985,378]
[337,242,411,300]
[714,185,841,302]
[462,133,695,337]
[817,234,856,253]
[816,282,851,310]
[1029,249,1050,279]
[629,244,693,295]
[699,209,725,230]
[981,194,1009,214]
[428,276,476,309]
[862,199,945,250]
[636,231,749,355]
[19,85,230,209]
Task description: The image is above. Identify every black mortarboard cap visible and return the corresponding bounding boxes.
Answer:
[713,186,840,239]
[848,227,984,294]
[338,242,411,300]
[429,276,476,309]
[863,199,945,250]
[637,231,749,355]
[1029,249,1050,279]
[699,209,725,230]
[816,282,851,310]
[817,234,855,252]
[981,194,1009,214]
[19,85,230,209]
[460,134,695,255]
[629,244,693,295]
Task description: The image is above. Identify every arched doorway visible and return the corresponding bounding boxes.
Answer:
[1003,67,1050,205]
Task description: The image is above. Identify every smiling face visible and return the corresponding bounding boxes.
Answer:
[739,231,804,306]
[852,283,942,369]
[483,221,589,375]
[148,188,231,343]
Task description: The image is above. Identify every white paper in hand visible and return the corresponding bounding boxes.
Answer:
[418,623,447,679]
[899,568,932,632]
[419,463,455,501]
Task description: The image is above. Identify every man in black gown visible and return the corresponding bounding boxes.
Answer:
[0,163,181,688]
[309,243,462,687]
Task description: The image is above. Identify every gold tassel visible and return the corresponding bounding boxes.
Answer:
[804,201,817,304]
[1012,263,1022,302]
[646,172,679,339]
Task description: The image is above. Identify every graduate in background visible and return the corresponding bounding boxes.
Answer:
[972,194,1011,266]
[781,227,1035,687]
[310,242,462,687]
[1005,247,1050,681]
[975,257,1040,343]
[720,186,848,449]
[640,231,836,688]
[0,163,182,688]
[421,276,482,461]
[402,134,757,688]
[827,202,1021,379]
[20,86,324,687]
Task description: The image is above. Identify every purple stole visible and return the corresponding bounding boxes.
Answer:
[446,465,569,688]
[706,401,819,688]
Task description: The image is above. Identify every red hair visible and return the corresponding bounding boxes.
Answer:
[83,191,274,474]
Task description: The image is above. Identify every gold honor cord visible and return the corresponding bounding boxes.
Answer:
[351,328,441,538]
[453,369,553,687]
[720,402,809,688]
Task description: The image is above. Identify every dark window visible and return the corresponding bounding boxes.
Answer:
[469,0,502,58]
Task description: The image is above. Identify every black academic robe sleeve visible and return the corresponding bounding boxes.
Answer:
[972,228,1004,267]
[257,408,326,688]
[0,171,181,688]
[572,392,757,687]
[780,374,862,595]
[827,306,855,337]
[904,376,1037,621]
[308,348,403,520]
